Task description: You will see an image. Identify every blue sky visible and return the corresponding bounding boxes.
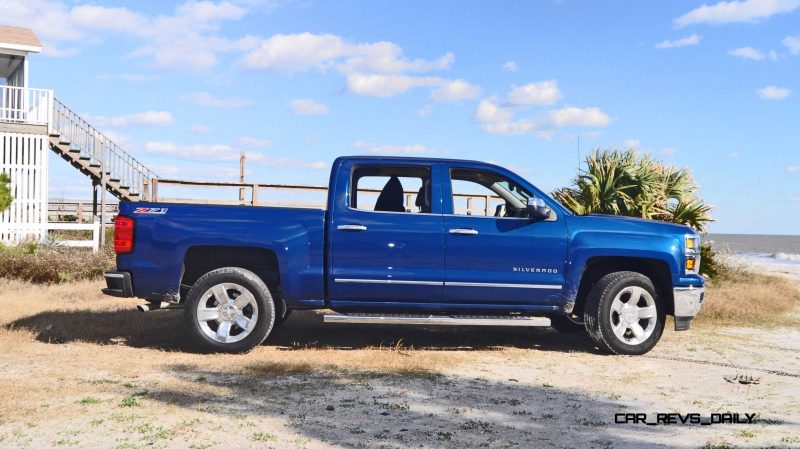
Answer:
[3,0,800,234]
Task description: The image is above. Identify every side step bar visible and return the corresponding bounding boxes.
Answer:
[323,313,551,327]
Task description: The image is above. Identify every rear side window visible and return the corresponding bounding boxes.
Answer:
[351,165,431,213]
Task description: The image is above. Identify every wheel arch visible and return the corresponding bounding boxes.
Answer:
[180,245,284,316]
[571,256,674,317]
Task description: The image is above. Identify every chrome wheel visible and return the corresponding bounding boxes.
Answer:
[609,286,657,346]
[196,283,259,344]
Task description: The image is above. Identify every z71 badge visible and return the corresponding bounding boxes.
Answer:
[133,207,168,214]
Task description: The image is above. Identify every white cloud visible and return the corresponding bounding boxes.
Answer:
[179,92,253,108]
[429,79,482,103]
[788,165,799,173]
[506,81,561,106]
[784,36,800,54]
[547,106,610,127]
[674,0,800,27]
[289,98,330,116]
[241,32,454,75]
[661,147,678,157]
[190,124,209,134]
[501,60,518,71]
[728,46,764,60]
[346,74,443,97]
[757,85,791,100]
[96,73,160,83]
[237,136,272,149]
[353,141,434,155]
[145,141,245,161]
[144,141,327,170]
[0,0,260,67]
[473,98,610,137]
[242,33,347,72]
[622,139,641,150]
[791,195,800,202]
[87,111,174,127]
[729,151,741,158]
[175,1,247,22]
[656,34,701,49]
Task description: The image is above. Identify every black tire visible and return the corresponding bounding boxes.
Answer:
[549,313,586,333]
[184,267,275,353]
[584,271,665,355]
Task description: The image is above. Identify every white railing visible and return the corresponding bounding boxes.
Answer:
[0,85,53,126]
[52,97,158,198]
[47,221,101,253]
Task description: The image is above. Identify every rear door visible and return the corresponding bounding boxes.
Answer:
[442,166,568,305]
[328,161,445,304]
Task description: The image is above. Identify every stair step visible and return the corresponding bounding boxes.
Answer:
[323,313,551,327]
[68,148,81,154]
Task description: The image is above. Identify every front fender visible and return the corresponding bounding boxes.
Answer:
[562,230,683,306]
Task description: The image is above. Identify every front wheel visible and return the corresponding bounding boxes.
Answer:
[184,267,275,353]
[584,271,665,355]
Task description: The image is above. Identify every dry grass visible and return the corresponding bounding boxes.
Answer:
[1,279,800,448]
[697,260,800,326]
[0,244,113,284]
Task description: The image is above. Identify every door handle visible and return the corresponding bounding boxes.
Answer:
[449,228,479,235]
[337,224,368,231]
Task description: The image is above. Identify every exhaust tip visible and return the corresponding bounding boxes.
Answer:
[137,303,152,312]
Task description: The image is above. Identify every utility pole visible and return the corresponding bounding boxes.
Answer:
[239,151,246,203]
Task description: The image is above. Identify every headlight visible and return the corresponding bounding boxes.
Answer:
[684,235,701,274]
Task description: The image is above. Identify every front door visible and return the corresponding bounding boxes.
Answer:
[442,167,568,305]
[328,162,444,304]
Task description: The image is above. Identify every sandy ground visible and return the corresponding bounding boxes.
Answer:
[0,279,799,449]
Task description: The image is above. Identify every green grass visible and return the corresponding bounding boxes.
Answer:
[251,431,277,442]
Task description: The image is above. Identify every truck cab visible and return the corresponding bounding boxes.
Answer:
[103,156,705,355]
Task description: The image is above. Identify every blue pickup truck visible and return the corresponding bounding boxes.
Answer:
[103,156,704,355]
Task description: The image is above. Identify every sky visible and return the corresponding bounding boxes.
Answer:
[2,0,799,234]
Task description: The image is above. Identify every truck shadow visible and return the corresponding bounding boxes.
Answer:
[7,309,598,354]
[144,363,673,448]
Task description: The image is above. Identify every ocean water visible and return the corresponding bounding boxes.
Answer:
[707,234,800,265]
[707,234,800,282]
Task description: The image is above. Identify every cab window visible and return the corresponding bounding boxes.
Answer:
[450,168,532,217]
[351,165,432,213]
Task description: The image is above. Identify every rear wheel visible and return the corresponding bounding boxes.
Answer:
[584,271,665,355]
[184,267,275,353]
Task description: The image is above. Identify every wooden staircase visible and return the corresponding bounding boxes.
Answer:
[49,98,157,202]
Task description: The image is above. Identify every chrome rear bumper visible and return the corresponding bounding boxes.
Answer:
[673,286,704,331]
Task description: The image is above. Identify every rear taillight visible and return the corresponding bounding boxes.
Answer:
[114,216,134,254]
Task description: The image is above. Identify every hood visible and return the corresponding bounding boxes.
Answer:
[569,213,697,236]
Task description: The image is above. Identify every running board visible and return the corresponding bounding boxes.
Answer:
[323,313,551,327]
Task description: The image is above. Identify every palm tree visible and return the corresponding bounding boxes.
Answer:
[553,149,713,232]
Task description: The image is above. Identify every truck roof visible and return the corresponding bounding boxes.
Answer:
[337,155,501,167]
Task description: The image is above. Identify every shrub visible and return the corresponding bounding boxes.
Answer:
[0,244,114,284]
[0,172,11,212]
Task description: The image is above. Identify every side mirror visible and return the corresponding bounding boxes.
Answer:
[526,197,552,220]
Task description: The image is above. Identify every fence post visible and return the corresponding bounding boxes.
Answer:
[92,220,101,253]
[151,179,159,202]
[252,184,259,206]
